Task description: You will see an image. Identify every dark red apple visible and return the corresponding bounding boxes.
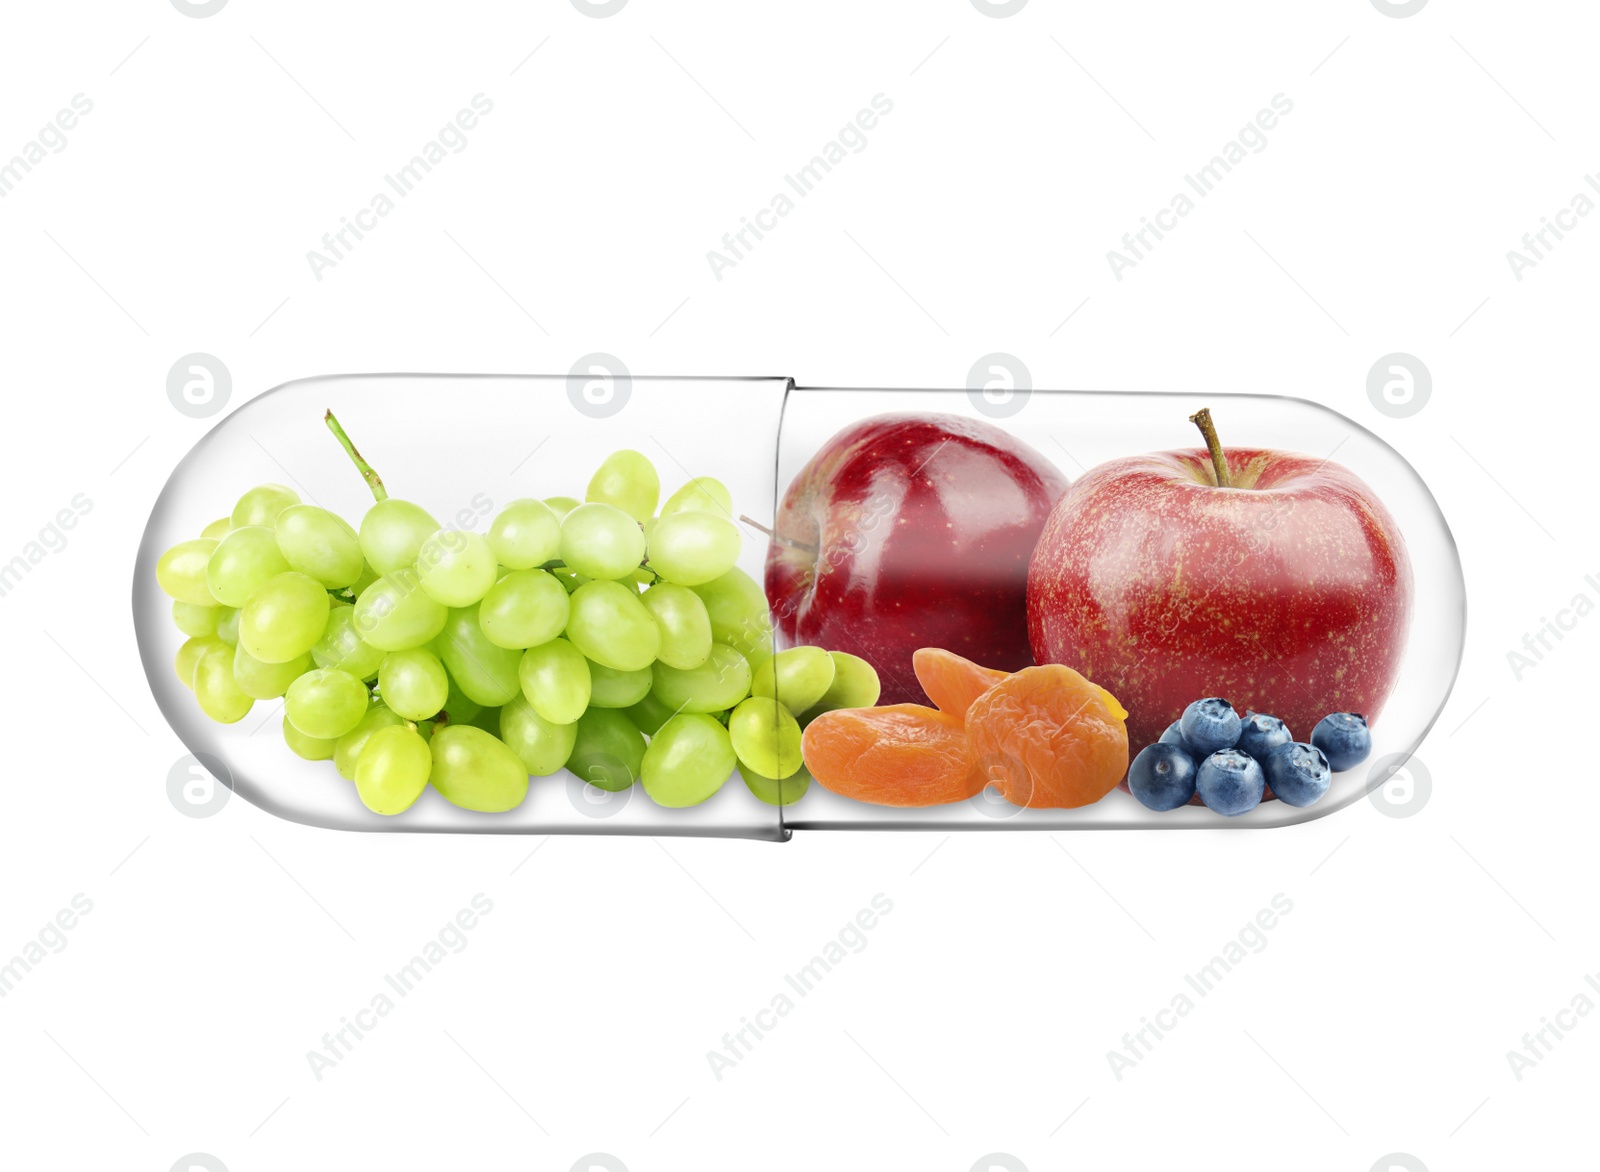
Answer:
[766,413,1068,705]
[1027,410,1413,756]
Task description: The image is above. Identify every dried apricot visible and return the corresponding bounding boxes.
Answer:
[913,647,1010,718]
[965,665,1129,808]
[801,704,977,807]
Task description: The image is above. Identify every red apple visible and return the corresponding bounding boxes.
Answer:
[1027,411,1413,757]
[766,413,1068,704]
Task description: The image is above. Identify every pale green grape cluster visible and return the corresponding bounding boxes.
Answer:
[156,424,878,817]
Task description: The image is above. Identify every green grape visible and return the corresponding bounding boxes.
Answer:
[233,644,313,700]
[231,484,300,528]
[156,538,219,605]
[646,512,740,586]
[586,449,660,523]
[352,570,446,651]
[500,694,578,776]
[312,604,385,679]
[275,505,364,588]
[688,566,773,666]
[568,707,646,792]
[172,600,220,638]
[378,647,449,721]
[565,580,660,671]
[175,635,223,688]
[335,703,406,780]
[205,525,291,607]
[429,726,529,813]
[240,571,331,664]
[641,714,736,807]
[661,476,733,519]
[517,638,590,725]
[799,650,882,722]
[283,718,338,761]
[439,677,482,725]
[200,516,231,541]
[639,582,713,670]
[355,725,432,815]
[434,604,521,706]
[586,659,653,708]
[727,697,804,779]
[415,529,497,607]
[751,646,836,716]
[650,643,751,714]
[543,495,581,520]
[738,760,812,806]
[488,498,562,569]
[284,667,369,739]
[560,503,647,581]
[194,643,253,723]
[215,607,240,646]
[477,568,569,649]
[625,691,679,737]
[359,498,440,575]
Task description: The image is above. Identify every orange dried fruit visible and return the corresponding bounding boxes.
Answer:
[965,664,1129,809]
[801,704,978,807]
[801,650,1132,811]
[913,647,1010,718]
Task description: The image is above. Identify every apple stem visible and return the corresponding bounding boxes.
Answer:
[740,514,819,555]
[324,410,389,502]
[1189,408,1232,488]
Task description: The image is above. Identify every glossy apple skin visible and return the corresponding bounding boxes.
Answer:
[1027,447,1413,758]
[767,413,1069,705]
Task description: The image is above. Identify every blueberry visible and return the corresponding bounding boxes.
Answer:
[1179,698,1240,756]
[1129,743,1198,811]
[1237,712,1292,760]
[1195,749,1265,816]
[1158,720,1198,761]
[1262,742,1331,807]
[1311,712,1371,772]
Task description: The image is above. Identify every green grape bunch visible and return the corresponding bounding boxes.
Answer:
[154,411,881,818]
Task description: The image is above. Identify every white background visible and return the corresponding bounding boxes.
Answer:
[0,1,1593,1170]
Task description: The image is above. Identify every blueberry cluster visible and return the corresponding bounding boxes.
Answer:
[1128,699,1372,816]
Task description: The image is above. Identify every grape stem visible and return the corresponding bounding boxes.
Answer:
[537,559,658,583]
[324,410,389,502]
[1188,408,1232,488]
